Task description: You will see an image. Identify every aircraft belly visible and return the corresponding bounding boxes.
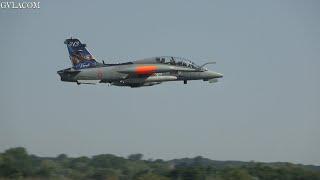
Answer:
[179,72,201,80]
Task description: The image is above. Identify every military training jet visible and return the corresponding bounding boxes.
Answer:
[57,38,223,88]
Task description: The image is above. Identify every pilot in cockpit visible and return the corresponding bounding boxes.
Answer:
[170,57,175,65]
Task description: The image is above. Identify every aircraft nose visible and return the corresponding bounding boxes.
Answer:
[208,71,223,78]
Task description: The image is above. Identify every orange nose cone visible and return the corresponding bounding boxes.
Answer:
[135,66,157,75]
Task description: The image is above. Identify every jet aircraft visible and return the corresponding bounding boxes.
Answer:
[57,38,223,87]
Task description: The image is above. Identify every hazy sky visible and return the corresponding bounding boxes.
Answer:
[1,0,319,165]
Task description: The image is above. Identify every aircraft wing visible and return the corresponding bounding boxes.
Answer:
[117,64,195,75]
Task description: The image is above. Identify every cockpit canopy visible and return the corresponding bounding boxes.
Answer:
[156,56,206,70]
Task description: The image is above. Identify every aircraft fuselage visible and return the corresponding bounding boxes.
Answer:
[58,63,223,87]
[58,38,223,87]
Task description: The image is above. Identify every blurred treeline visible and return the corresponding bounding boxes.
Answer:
[0,147,320,180]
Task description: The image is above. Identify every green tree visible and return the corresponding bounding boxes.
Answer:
[0,147,33,178]
[36,159,58,177]
[69,156,90,171]
[136,172,169,180]
[89,168,120,180]
[57,153,68,160]
[128,154,143,161]
[90,154,126,169]
[169,166,206,180]
[222,168,252,180]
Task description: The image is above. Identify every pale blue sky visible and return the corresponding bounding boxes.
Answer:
[0,0,319,165]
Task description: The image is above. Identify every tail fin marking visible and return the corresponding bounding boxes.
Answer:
[64,38,97,69]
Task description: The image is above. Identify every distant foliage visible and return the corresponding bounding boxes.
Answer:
[128,154,143,161]
[0,147,320,180]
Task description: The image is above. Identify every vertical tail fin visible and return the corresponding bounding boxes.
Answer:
[64,38,97,69]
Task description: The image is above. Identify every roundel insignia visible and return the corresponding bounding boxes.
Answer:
[97,68,103,79]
